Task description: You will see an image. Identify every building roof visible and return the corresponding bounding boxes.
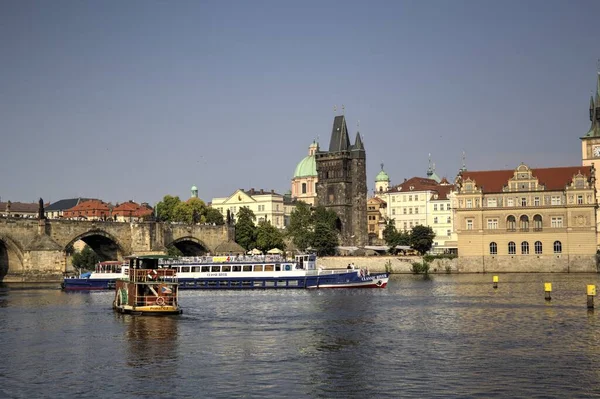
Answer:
[294,155,317,178]
[461,165,592,193]
[66,199,110,213]
[430,184,454,200]
[244,188,281,196]
[375,164,390,182]
[368,196,387,205]
[328,115,351,152]
[387,177,440,193]
[45,198,91,211]
[0,201,38,213]
[112,201,153,217]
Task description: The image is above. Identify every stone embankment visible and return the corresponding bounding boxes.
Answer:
[318,256,458,274]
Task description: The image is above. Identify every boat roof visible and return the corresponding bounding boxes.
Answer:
[125,254,173,260]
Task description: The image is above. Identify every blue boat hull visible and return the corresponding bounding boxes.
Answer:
[62,278,116,291]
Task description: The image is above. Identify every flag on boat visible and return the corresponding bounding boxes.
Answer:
[160,285,173,294]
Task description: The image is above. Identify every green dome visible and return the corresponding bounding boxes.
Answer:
[294,155,317,178]
[375,170,389,182]
[191,185,198,191]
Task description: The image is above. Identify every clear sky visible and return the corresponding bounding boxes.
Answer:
[1,0,599,206]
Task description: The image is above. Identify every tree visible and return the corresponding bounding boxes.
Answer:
[156,195,181,222]
[410,225,436,255]
[255,220,285,253]
[235,207,257,250]
[205,207,225,225]
[311,221,339,256]
[71,245,100,270]
[287,202,313,251]
[187,198,207,224]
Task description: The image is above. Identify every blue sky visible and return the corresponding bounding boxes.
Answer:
[1,0,599,206]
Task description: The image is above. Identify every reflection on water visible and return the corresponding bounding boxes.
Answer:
[2,274,600,398]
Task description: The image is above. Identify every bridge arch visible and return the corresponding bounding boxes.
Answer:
[65,229,126,261]
[166,236,209,256]
[0,234,25,280]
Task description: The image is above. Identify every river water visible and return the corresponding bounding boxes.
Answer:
[2,273,600,398]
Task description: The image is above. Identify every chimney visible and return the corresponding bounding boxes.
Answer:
[250,188,255,195]
[260,189,264,194]
[271,189,274,194]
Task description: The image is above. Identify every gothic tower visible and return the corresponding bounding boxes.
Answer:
[315,114,367,246]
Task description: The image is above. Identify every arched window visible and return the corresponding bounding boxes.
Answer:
[535,241,542,254]
[508,241,516,255]
[520,215,529,231]
[507,215,516,231]
[521,241,529,255]
[554,241,562,254]
[489,242,497,255]
[533,215,542,231]
[302,183,307,194]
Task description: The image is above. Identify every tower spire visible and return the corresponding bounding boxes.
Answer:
[461,151,467,172]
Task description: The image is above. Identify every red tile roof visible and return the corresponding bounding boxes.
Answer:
[387,177,440,193]
[461,166,592,193]
[113,201,153,217]
[0,201,38,213]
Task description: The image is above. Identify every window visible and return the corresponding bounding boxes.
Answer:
[392,197,396,202]
[534,197,540,206]
[554,241,562,253]
[466,219,473,230]
[403,208,407,214]
[507,198,514,207]
[392,209,396,215]
[533,215,542,231]
[508,241,516,255]
[551,217,563,228]
[466,199,473,208]
[414,195,419,201]
[507,215,516,231]
[490,242,497,255]
[415,208,419,214]
[447,216,451,223]
[551,196,561,205]
[446,229,451,236]
[302,183,307,194]
[434,204,438,211]
[403,222,407,230]
[577,195,584,205]
[487,218,498,229]
[487,198,497,207]
[409,195,412,201]
[409,208,412,214]
[446,204,450,210]
[521,241,529,255]
[434,217,438,224]
[520,215,529,231]
[521,197,527,207]
[535,241,542,254]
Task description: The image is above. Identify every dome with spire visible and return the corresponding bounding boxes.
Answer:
[293,141,319,178]
[375,164,390,182]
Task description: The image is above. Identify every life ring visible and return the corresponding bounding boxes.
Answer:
[226,256,230,262]
[376,280,383,287]
[156,296,165,306]
[148,269,158,281]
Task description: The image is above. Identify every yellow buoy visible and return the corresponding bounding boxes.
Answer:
[544,282,552,301]
[587,284,596,309]
[493,275,498,289]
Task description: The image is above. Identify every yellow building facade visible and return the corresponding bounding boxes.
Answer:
[454,163,597,272]
[211,188,286,229]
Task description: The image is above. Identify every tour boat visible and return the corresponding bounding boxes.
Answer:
[113,255,182,315]
[161,253,389,290]
[61,260,128,291]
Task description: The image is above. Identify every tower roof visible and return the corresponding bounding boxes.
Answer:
[294,155,317,178]
[328,115,351,152]
[375,163,389,182]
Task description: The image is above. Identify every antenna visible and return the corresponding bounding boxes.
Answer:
[342,104,345,115]
[334,105,337,114]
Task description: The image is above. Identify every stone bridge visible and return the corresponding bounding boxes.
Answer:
[0,217,235,282]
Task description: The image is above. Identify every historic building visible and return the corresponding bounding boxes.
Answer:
[380,176,456,252]
[291,141,319,206]
[315,114,367,246]
[367,196,386,242]
[453,163,597,272]
[580,69,600,243]
[63,199,111,220]
[211,188,286,229]
[45,198,92,219]
[112,201,153,222]
[374,163,390,194]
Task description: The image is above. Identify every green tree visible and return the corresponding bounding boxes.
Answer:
[187,197,207,224]
[205,207,225,225]
[255,220,285,253]
[172,201,193,223]
[287,202,313,251]
[235,207,257,250]
[156,195,181,222]
[410,225,436,255]
[71,245,100,270]
[311,221,339,256]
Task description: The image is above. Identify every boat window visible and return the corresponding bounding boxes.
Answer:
[253,265,263,272]
[192,266,200,272]
[264,264,274,272]
[222,265,231,272]
[275,265,281,271]
[181,266,190,273]
[232,265,241,272]
[265,281,275,287]
[211,266,221,272]
[288,280,298,287]
[243,265,252,272]
[201,266,210,273]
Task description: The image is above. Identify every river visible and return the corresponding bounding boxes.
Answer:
[2,273,600,398]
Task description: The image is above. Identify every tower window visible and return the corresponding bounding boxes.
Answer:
[302,183,307,194]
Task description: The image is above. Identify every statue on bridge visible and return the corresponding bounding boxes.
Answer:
[38,198,46,220]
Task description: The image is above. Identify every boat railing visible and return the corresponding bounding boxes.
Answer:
[129,269,177,283]
[135,295,177,307]
[158,254,285,265]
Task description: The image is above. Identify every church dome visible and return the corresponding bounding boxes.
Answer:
[294,155,317,178]
[375,169,390,182]
[293,141,319,178]
[191,185,198,191]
